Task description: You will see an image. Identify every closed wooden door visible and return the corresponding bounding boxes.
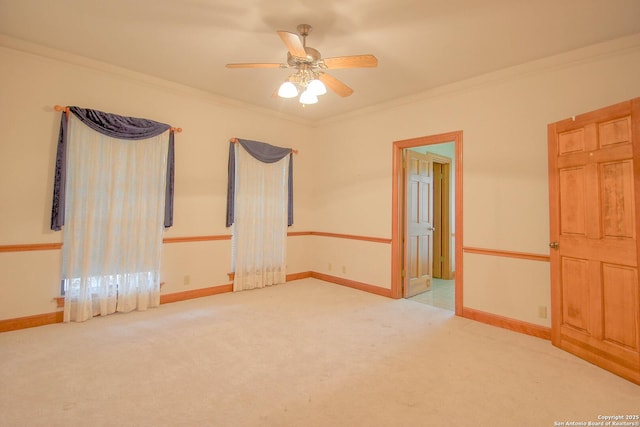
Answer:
[548,98,640,384]
[404,150,434,297]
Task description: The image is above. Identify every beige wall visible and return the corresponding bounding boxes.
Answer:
[310,34,640,326]
[0,43,313,320]
[2,34,640,328]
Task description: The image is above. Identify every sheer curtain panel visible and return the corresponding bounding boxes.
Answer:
[229,140,292,291]
[59,112,170,322]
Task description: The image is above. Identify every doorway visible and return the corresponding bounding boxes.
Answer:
[391,131,463,316]
[408,150,455,310]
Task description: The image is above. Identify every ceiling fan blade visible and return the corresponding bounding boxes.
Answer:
[277,31,307,58]
[323,55,378,69]
[226,63,283,69]
[319,73,354,97]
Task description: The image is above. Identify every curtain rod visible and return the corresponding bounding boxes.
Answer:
[230,138,298,154]
[54,105,182,133]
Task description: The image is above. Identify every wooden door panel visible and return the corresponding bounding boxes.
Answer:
[559,167,587,235]
[600,160,635,239]
[407,235,432,279]
[408,237,418,278]
[549,98,640,384]
[558,128,585,154]
[408,180,418,223]
[602,263,638,351]
[561,257,590,332]
[407,235,431,295]
[418,234,431,279]
[421,180,431,223]
[599,117,631,147]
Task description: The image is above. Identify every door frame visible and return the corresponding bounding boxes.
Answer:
[391,131,463,316]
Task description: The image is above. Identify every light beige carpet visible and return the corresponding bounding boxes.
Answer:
[1,278,638,427]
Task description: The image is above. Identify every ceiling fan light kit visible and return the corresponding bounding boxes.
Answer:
[278,68,327,104]
[277,81,298,98]
[226,24,378,106]
[307,79,327,96]
[299,90,318,105]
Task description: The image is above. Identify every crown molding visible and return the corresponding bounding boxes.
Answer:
[314,32,640,127]
[3,32,639,129]
[0,33,314,128]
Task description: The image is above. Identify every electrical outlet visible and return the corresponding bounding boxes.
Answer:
[183,275,191,286]
[328,263,332,271]
[538,305,547,319]
[341,265,347,274]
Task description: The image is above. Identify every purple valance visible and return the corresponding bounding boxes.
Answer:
[69,106,171,139]
[226,139,293,227]
[51,107,176,231]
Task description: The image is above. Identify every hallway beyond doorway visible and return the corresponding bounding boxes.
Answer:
[407,279,454,311]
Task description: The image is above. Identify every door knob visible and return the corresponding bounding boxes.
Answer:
[549,242,559,249]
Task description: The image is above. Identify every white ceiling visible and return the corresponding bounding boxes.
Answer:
[1,0,639,122]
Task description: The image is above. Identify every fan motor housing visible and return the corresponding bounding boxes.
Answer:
[287,47,321,66]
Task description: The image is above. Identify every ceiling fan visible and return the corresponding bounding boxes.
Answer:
[225,24,378,105]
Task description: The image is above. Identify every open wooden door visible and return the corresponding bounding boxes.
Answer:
[548,98,640,384]
[431,157,453,280]
[404,150,434,297]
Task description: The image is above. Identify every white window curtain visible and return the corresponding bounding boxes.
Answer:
[62,114,169,322]
[232,144,288,291]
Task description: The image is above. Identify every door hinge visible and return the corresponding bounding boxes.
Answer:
[549,242,559,249]
[401,269,405,278]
